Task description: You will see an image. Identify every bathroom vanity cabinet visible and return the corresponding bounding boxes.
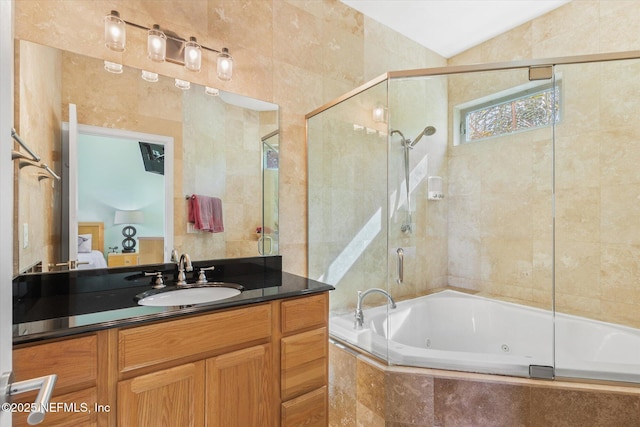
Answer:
[12,292,329,427]
[280,295,328,427]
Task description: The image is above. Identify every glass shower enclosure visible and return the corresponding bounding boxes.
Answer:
[308,51,640,384]
[261,130,279,256]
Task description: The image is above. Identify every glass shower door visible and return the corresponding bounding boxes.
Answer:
[553,58,640,383]
[308,80,391,362]
[386,67,556,377]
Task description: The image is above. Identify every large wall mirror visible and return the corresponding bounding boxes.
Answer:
[13,39,279,275]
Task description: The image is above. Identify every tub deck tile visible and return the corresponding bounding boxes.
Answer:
[530,387,640,427]
[356,358,386,417]
[386,371,434,425]
[433,378,531,427]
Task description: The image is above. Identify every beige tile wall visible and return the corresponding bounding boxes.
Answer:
[16,0,640,326]
[14,40,62,273]
[14,0,443,276]
[447,0,640,328]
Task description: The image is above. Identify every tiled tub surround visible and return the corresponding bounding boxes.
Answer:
[329,343,640,427]
[330,290,640,384]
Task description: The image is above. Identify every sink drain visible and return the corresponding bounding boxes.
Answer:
[501,344,510,353]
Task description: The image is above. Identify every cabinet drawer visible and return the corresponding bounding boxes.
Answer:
[107,253,138,267]
[119,304,271,373]
[281,293,328,335]
[14,335,97,393]
[281,386,327,427]
[281,327,327,401]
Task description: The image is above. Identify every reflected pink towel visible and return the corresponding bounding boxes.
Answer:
[189,195,224,233]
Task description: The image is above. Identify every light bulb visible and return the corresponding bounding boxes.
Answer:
[372,104,387,123]
[147,24,166,62]
[217,47,233,81]
[184,37,202,72]
[104,10,126,52]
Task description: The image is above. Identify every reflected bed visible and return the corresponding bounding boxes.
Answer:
[77,222,107,269]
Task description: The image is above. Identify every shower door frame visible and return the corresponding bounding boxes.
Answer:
[307,48,640,382]
[307,50,640,120]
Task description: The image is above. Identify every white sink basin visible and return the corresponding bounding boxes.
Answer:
[137,284,242,306]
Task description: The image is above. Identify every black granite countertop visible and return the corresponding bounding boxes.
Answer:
[13,256,333,344]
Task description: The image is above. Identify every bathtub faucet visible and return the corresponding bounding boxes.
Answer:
[355,288,397,329]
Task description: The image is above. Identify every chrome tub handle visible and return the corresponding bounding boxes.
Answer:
[397,247,404,284]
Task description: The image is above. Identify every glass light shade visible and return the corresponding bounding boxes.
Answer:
[175,78,191,90]
[104,11,126,52]
[104,61,123,74]
[204,86,219,96]
[372,104,387,123]
[147,25,167,62]
[217,48,233,81]
[141,70,159,82]
[184,37,202,72]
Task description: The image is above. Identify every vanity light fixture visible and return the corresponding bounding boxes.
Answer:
[141,70,159,82]
[104,10,233,80]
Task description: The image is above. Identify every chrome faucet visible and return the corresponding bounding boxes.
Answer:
[354,288,397,329]
[176,253,193,287]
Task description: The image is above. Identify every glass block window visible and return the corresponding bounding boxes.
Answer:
[461,84,560,143]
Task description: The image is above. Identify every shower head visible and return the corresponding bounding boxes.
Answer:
[410,126,437,147]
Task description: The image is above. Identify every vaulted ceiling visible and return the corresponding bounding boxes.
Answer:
[341,0,571,58]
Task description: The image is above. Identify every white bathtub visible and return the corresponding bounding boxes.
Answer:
[330,290,640,383]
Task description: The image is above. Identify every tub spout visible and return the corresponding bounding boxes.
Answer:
[355,288,397,329]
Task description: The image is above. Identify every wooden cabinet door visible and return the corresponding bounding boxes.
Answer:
[206,344,274,427]
[118,361,205,427]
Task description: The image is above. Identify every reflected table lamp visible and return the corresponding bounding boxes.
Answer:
[114,210,144,253]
